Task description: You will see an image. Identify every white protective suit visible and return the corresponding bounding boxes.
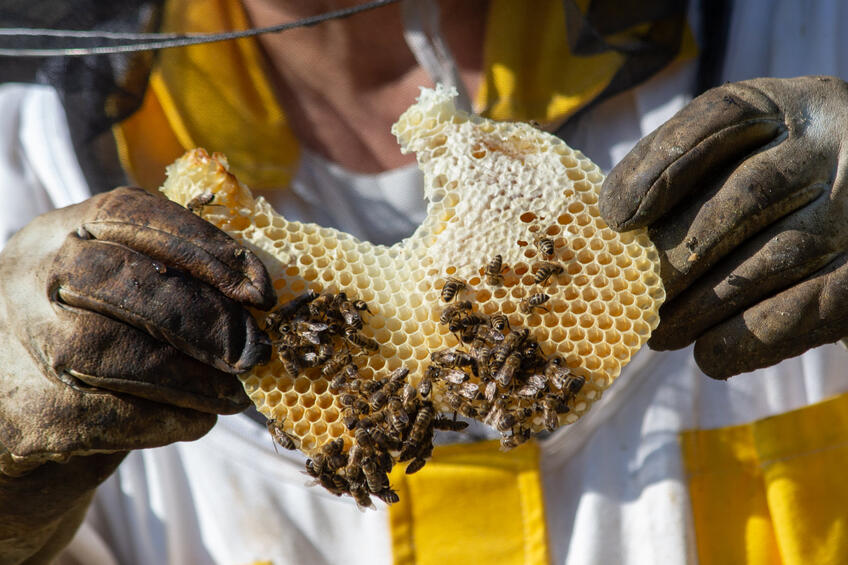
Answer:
[2,1,848,564]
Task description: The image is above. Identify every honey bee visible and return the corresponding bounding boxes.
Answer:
[294,321,329,346]
[324,438,347,470]
[400,383,418,410]
[455,313,489,330]
[485,254,504,285]
[279,349,300,377]
[418,366,438,398]
[440,277,467,302]
[362,458,389,493]
[517,374,547,398]
[367,380,403,413]
[344,327,380,351]
[520,341,545,369]
[316,342,334,364]
[265,290,318,332]
[472,348,493,381]
[504,328,530,349]
[514,406,535,427]
[434,417,469,431]
[564,374,586,397]
[489,346,511,373]
[342,362,360,379]
[346,442,364,469]
[443,389,465,413]
[533,261,563,285]
[376,450,394,474]
[490,314,510,331]
[300,351,320,367]
[420,428,436,456]
[342,408,359,430]
[305,453,328,477]
[339,300,364,329]
[376,489,400,504]
[388,366,410,388]
[274,330,302,350]
[186,191,215,213]
[441,368,469,385]
[535,236,555,257]
[448,317,466,334]
[354,425,375,450]
[361,378,385,395]
[440,300,472,324]
[350,484,375,509]
[431,349,476,371]
[459,381,480,400]
[346,468,366,496]
[483,379,498,402]
[314,470,348,496]
[341,394,369,416]
[368,388,390,411]
[485,403,515,432]
[519,293,550,314]
[308,293,335,319]
[544,356,571,390]
[353,299,372,313]
[405,457,426,474]
[500,427,531,450]
[369,425,401,451]
[541,397,565,432]
[404,403,435,454]
[495,352,521,386]
[387,397,410,433]
[266,420,296,450]
[328,362,358,393]
[473,324,504,345]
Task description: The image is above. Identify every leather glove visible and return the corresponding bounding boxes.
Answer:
[0,187,275,563]
[600,76,848,378]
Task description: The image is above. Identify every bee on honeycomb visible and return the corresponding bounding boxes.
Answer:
[161,85,665,503]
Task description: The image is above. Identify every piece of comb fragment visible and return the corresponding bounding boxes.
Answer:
[160,85,665,504]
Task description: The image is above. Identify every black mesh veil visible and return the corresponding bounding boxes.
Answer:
[0,1,164,191]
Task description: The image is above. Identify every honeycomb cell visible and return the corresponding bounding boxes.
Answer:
[267,391,282,407]
[161,84,665,473]
[294,421,310,437]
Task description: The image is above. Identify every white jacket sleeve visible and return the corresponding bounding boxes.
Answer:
[0,83,91,248]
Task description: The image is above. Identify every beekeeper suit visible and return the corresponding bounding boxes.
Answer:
[3,1,848,564]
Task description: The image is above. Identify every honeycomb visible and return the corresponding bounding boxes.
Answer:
[160,85,665,503]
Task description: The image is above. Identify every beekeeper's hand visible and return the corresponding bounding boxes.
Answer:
[600,76,848,378]
[0,187,274,563]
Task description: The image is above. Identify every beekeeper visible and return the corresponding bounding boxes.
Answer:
[2,1,848,564]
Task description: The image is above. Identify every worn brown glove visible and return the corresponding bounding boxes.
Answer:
[600,76,848,378]
[0,187,275,563]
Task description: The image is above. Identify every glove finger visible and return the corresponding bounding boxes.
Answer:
[601,80,784,231]
[650,191,838,350]
[50,234,271,374]
[692,253,848,379]
[649,139,827,299]
[82,187,275,310]
[50,308,250,414]
[3,376,217,460]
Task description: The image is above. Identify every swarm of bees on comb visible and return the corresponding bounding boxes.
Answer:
[161,85,665,506]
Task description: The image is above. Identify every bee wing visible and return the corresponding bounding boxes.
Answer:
[460,382,479,399]
[443,369,469,384]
